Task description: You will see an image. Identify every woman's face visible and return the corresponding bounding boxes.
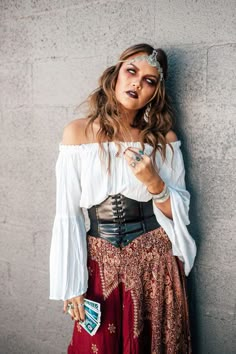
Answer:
[115,52,159,115]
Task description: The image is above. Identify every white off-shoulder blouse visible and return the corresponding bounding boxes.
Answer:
[50,141,197,301]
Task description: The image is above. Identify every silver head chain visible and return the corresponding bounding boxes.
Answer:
[119,49,164,82]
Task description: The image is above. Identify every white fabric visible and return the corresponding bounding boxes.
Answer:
[50,140,197,300]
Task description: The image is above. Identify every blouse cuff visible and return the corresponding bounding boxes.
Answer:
[152,187,196,276]
[49,215,88,301]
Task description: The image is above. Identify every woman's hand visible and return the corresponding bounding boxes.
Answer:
[63,294,86,322]
[124,146,173,219]
[123,147,164,193]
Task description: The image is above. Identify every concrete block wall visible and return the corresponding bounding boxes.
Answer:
[0,0,235,353]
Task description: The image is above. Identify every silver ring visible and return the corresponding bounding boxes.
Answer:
[130,161,136,168]
[77,303,85,307]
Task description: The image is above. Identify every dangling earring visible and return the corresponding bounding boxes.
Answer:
[144,103,151,122]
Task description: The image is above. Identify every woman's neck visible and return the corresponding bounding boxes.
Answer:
[119,108,137,127]
[91,115,141,143]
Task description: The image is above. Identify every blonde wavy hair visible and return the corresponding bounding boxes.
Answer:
[85,43,175,164]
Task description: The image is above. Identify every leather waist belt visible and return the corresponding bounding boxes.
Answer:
[87,194,160,248]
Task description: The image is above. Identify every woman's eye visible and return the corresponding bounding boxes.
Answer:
[127,68,136,74]
[126,69,156,86]
[146,78,156,86]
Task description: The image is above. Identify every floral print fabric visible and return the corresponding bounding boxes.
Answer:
[68,227,192,354]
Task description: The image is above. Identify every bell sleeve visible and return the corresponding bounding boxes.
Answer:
[49,145,88,300]
[152,141,197,276]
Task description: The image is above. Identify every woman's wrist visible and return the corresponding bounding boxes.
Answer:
[147,178,165,194]
[147,178,170,203]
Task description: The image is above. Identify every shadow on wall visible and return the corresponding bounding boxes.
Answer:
[166,47,200,354]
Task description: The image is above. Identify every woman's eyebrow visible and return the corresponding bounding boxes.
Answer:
[127,63,158,79]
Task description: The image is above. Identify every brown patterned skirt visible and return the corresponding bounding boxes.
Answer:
[68,226,192,354]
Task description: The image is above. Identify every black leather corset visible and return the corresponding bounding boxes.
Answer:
[87,194,160,248]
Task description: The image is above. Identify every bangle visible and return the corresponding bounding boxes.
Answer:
[153,189,170,203]
[148,183,170,203]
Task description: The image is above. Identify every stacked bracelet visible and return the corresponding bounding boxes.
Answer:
[149,183,170,203]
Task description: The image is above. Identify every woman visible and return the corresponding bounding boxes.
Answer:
[50,43,197,353]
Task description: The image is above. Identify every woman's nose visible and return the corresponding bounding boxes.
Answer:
[132,81,141,90]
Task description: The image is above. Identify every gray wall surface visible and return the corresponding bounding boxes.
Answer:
[0,0,235,353]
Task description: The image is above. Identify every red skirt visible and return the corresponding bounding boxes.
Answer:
[68,227,192,354]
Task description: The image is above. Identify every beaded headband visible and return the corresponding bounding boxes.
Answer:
[118,49,163,82]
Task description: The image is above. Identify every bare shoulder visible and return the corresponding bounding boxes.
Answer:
[61,118,90,145]
[165,130,178,143]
